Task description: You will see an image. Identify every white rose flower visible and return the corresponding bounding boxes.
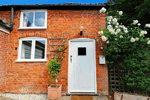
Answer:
[145,24,150,28]
[119,11,123,16]
[100,7,106,13]
[108,19,111,22]
[107,22,110,24]
[107,16,113,20]
[147,40,150,44]
[116,22,119,26]
[124,30,128,33]
[101,47,103,49]
[98,31,103,35]
[144,31,147,34]
[101,36,107,41]
[113,18,118,24]
[140,33,144,36]
[124,27,128,33]
[106,41,109,44]
[116,29,121,33]
[108,29,113,32]
[110,16,113,19]
[135,37,139,41]
[107,25,113,29]
[102,7,106,13]
[123,27,127,30]
[138,23,141,26]
[100,10,102,13]
[120,35,123,38]
[111,31,115,34]
[114,32,118,34]
[115,26,118,28]
[119,25,123,28]
[130,38,135,42]
[141,31,145,34]
[109,29,115,34]
[133,20,138,25]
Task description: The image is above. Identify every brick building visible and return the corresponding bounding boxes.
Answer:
[0,3,110,95]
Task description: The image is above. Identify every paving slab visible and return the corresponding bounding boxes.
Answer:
[61,96,71,100]
[61,96,109,100]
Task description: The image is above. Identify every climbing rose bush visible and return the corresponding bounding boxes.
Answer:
[98,7,150,92]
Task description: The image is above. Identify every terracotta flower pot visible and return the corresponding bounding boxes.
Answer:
[48,84,62,100]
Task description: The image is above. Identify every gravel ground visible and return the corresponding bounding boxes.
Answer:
[0,94,47,100]
[0,94,109,100]
[0,96,16,100]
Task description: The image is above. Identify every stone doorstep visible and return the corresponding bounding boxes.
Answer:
[66,93,100,96]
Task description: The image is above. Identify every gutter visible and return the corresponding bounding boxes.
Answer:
[10,7,14,31]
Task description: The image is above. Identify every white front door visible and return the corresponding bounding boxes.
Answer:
[68,38,97,93]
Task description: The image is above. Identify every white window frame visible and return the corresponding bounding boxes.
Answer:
[16,37,47,62]
[18,9,47,29]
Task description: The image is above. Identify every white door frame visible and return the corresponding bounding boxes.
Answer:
[68,38,97,93]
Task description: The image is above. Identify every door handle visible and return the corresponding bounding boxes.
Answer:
[70,55,72,63]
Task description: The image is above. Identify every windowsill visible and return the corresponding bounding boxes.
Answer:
[15,59,48,62]
[18,27,47,30]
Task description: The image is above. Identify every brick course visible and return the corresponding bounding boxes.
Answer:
[0,10,108,95]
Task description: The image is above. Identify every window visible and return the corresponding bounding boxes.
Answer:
[78,47,86,56]
[19,10,47,29]
[16,37,47,62]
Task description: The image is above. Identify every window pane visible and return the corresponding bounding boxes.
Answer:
[23,12,33,27]
[35,40,45,59]
[78,47,86,56]
[35,12,45,27]
[21,41,32,59]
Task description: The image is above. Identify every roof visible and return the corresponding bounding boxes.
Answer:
[0,18,11,29]
[0,2,110,10]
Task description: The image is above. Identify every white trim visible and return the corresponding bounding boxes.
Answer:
[16,37,47,62]
[68,38,97,93]
[69,38,94,41]
[33,11,35,27]
[18,27,47,29]
[31,39,35,59]
[20,11,23,28]
[19,9,47,29]
[70,90,95,92]
[15,59,47,62]
[0,25,10,34]
[21,9,47,12]
[68,39,71,93]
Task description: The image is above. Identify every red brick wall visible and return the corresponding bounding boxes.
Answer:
[0,10,108,94]
[0,30,9,93]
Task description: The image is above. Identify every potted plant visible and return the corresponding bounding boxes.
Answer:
[47,56,62,100]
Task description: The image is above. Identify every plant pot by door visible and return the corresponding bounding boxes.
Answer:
[48,84,62,100]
